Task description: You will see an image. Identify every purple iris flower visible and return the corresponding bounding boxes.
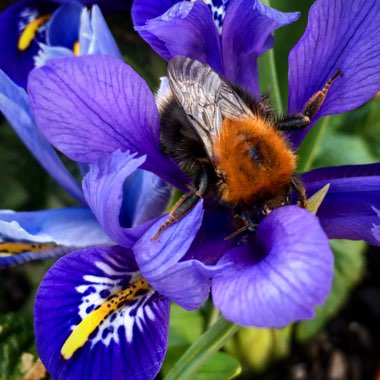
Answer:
[0,0,128,88]
[132,0,300,96]
[24,0,380,378]
[0,5,138,268]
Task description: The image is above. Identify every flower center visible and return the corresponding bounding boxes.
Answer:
[18,9,51,51]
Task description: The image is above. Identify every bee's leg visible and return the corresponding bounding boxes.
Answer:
[291,177,307,208]
[276,69,342,131]
[152,169,209,240]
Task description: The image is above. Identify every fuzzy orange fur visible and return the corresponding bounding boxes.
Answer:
[214,117,297,204]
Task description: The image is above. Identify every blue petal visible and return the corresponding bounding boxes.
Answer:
[132,0,178,27]
[34,44,74,67]
[0,207,110,268]
[135,1,223,74]
[28,55,187,189]
[46,2,83,49]
[212,206,333,327]
[302,164,380,245]
[83,150,157,247]
[35,245,170,380]
[0,70,85,203]
[0,0,55,87]
[288,0,380,147]
[133,200,225,310]
[121,169,171,227]
[79,5,122,57]
[222,0,299,95]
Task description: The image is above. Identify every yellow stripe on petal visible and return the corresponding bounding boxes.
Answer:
[61,277,150,360]
[18,14,51,51]
[0,242,56,255]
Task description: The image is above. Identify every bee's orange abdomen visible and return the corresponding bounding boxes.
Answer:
[214,117,296,204]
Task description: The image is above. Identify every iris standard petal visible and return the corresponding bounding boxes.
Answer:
[0,207,110,268]
[46,2,82,49]
[132,0,178,27]
[0,70,85,203]
[28,55,186,188]
[83,150,157,247]
[79,5,122,57]
[35,245,170,380]
[135,1,223,74]
[212,206,333,327]
[288,0,380,147]
[222,0,299,96]
[0,0,55,87]
[302,164,380,245]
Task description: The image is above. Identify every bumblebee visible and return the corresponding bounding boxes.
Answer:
[154,57,341,239]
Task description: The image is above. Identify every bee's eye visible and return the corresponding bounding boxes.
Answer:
[247,146,262,165]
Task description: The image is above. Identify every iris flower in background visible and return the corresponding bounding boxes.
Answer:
[0,0,129,88]
[25,0,380,377]
[0,4,159,269]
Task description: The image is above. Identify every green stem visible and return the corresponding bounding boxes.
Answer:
[297,116,330,173]
[259,48,283,114]
[258,0,283,114]
[165,317,239,380]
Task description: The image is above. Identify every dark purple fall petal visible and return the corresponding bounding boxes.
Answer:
[222,0,299,96]
[212,206,333,327]
[28,55,187,188]
[288,0,380,147]
[303,164,380,245]
[135,1,223,74]
[83,150,157,247]
[35,246,169,380]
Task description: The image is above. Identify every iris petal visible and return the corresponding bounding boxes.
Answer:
[212,206,333,327]
[46,2,82,48]
[35,245,169,380]
[135,1,223,74]
[28,55,187,188]
[222,0,299,95]
[0,0,55,87]
[79,5,122,57]
[0,70,85,203]
[288,0,380,147]
[302,164,380,245]
[83,150,156,247]
[0,207,110,268]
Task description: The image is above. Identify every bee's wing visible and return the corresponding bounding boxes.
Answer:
[167,56,253,160]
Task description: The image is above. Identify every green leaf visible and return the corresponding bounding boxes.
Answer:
[162,304,204,375]
[0,312,41,380]
[306,183,330,215]
[296,240,366,342]
[164,317,239,380]
[192,352,241,380]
